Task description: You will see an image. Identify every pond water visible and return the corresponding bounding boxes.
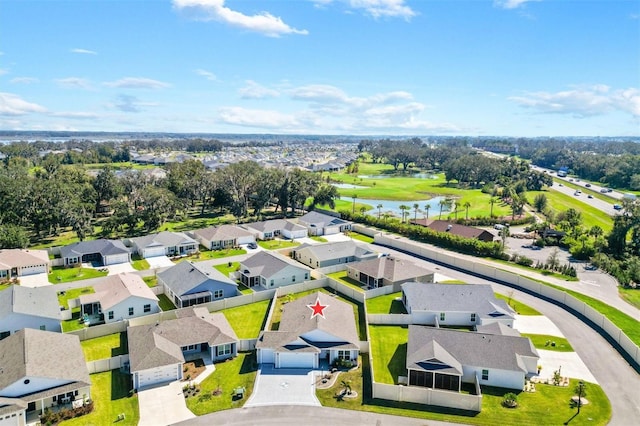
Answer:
[340,196,450,218]
[331,183,367,189]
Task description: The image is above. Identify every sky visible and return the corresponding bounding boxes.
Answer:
[0,0,638,137]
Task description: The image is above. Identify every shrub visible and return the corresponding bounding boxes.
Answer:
[502,392,518,408]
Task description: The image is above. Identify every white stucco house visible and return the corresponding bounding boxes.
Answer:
[78,273,159,324]
[0,286,61,339]
[239,251,310,290]
[296,211,352,236]
[126,231,198,258]
[401,282,516,327]
[291,240,378,269]
[240,219,307,240]
[58,239,131,266]
[256,292,360,369]
[0,249,50,280]
[127,306,239,389]
[190,225,255,250]
[406,325,539,391]
[0,329,91,422]
[346,256,434,290]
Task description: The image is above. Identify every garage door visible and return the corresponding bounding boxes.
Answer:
[104,253,130,265]
[137,365,178,389]
[144,247,166,258]
[259,349,275,364]
[20,265,47,276]
[278,352,315,369]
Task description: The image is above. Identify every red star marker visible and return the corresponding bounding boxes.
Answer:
[307,298,328,319]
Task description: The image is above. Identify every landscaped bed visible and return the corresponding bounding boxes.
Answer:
[220,299,271,339]
[185,352,257,415]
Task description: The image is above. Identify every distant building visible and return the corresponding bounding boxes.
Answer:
[410,219,495,242]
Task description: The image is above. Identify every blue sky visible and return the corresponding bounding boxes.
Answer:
[0,0,638,136]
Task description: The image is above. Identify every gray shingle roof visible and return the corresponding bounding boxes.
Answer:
[127,307,238,372]
[407,326,538,374]
[192,225,253,242]
[240,251,310,279]
[59,239,130,258]
[293,241,375,263]
[0,285,61,321]
[256,292,359,351]
[401,283,515,321]
[128,231,196,251]
[475,322,521,337]
[158,261,237,296]
[349,257,434,282]
[0,329,90,398]
[241,219,306,234]
[79,273,158,310]
[298,211,350,228]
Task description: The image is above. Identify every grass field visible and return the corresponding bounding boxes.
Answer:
[80,333,128,361]
[522,334,573,352]
[49,266,108,284]
[221,299,271,338]
[257,240,301,250]
[185,352,257,415]
[326,271,365,293]
[131,256,150,271]
[58,286,94,309]
[158,293,177,311]
[368,325,408,385]
[142,275,157,287]
[365,292,406,314]
[494,293,541,315]
[529,188,613,232]
[619,287,640,310]
[60,370,139,426]
[350,232,375,243]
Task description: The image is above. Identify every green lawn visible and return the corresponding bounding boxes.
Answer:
[185,352,258,415]
[529,189,613,232]
[494,293,541,316]
[142,275,158,288]
[522,334,573,352]
[257,240,301,250]
[213,262,239,277]
[326,271,365,293]
[221,299,271,338]
[30,230,82,250]
[437,279,467,284]
[368,325,408,385]
[58,287,94,309]
[61,310,86,332]
[183,248,247,261]
[619,287,640,310]
[487,258,579,282]
[158,293,177,311]
[365,292,406,314]
[60,369,139,426]
[318,357,610,426]
[81,333,128,362]
[350,232,374,243]
[131,256,150,271]
[310,236,329,243]
[49,266,108,284]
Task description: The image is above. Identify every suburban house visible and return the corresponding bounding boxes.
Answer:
[240,219,307,240]
[346,256,434,290]
[190,225,255,250]
[0,249,50,280]
[127,306,238,389]
[239,251,311,289]
[126,231,198,258]
[406,325,539,391]
[291,240,378,269]
[78,273,159,324]
[256,292,359,369]
[410,219,495,243]
[0,286,61,339]
[296,211,352,236]
[58,239,131,266]
[158,261,238,308]
[0,329,91,421]
[401,282,516,327]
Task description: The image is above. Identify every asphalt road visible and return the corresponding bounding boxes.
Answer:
[548,180,621,216]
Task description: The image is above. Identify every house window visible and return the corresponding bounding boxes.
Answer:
[292,275,296,282]
[440,312,445,321]
[0,270,6,278]
[128,307,134,316]
[482,369,489,381]
[470,313,476,322]
[337,350,350,360]
[305,273,309,280]
[108,311,114,320]
[39,325,46,330]
[270,280,274,286]
[217,344,231,356]
[144,304,151,313]
[213,290,224,299]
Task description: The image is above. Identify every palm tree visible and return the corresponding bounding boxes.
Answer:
[351,194,357,214]
[377,203,383,219]
[438,199,447,220]
[383,212,391,222]
[413,203,419,221]
[424,203,431,220]
[489,197,497,218]
[453,201,459,220]
[399,204,410,223]
[463,201,471,220]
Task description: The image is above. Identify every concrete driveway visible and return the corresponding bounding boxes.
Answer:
[17,273,50,287]
[513,314,565,337]
[147,255,175,268]
[105,262,136,275]
[536,349,598,384]
[138,381,195,426]
[244,366,320,407]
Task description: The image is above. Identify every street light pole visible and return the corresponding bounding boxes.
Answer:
[577,381,584,414]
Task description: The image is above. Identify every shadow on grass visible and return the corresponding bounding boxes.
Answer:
[111,370,133,400]
[387,343,407,385]
[389,300,407,314]
[239,352,258,375]
[111,332,129,357]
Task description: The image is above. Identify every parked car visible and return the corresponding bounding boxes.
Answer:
[494,224,505,230]
[613,204,622,210]
[247,242,258,249]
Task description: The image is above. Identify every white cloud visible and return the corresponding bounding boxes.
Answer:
[71,48,97,55]
[195,69,217,81]
[509,85,640,118]
[107,94,158,113]
[49,111,99,119]
[494,0,541,9]
[238,80,280,99]
[173,0,308,37]
[314,0,416,19]
[0,93,47,116]
[0,69,8,76]
[55,77,92,90]
[10,77,39,84]
[218,106,300,129]
[104,77,170,89]
[289,84,348,103]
